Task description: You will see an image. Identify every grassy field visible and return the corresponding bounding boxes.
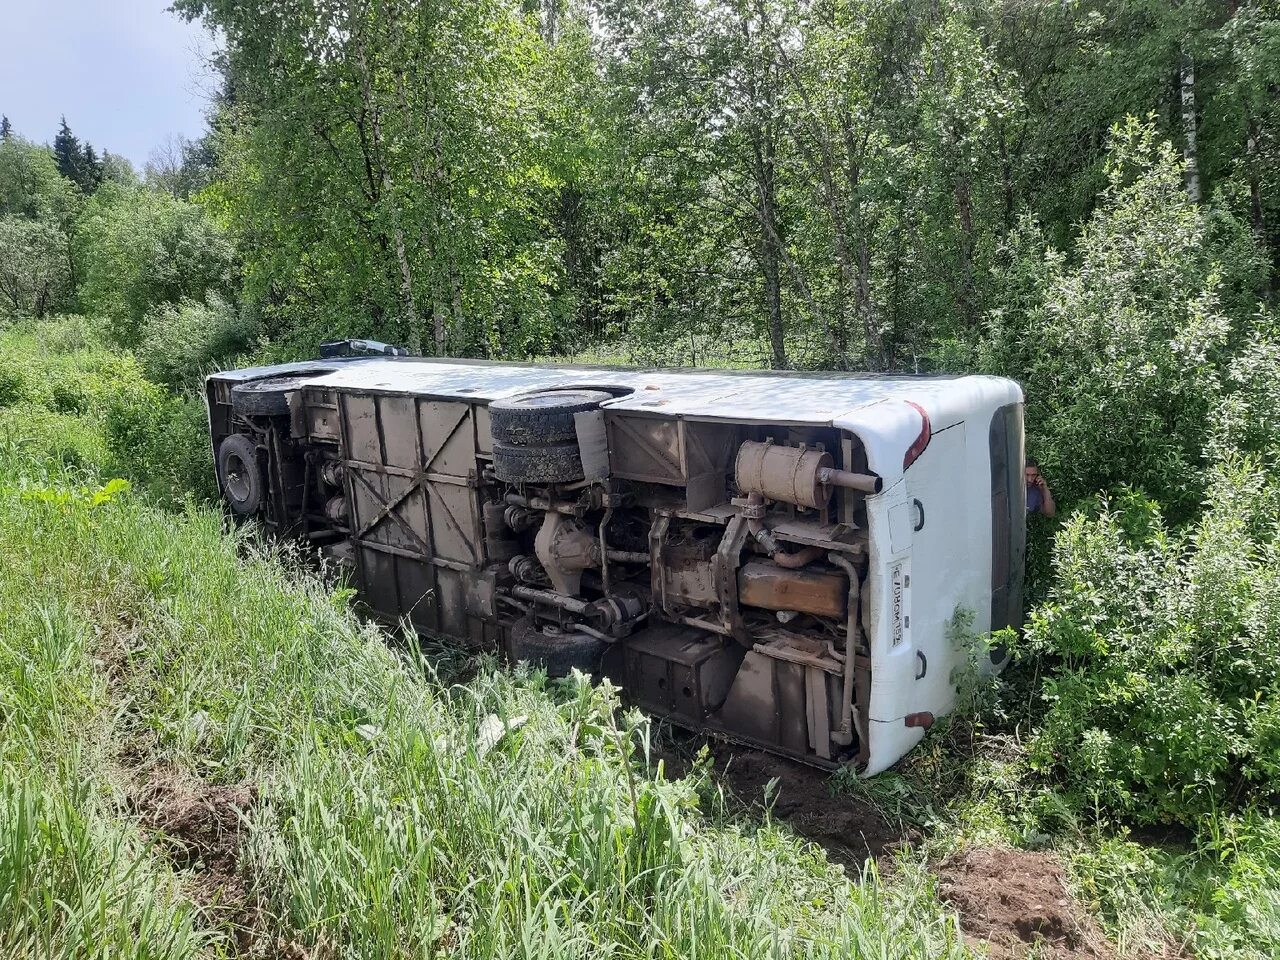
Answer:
[3,319,1280,959]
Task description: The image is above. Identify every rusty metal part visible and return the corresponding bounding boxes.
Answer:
[598,501,614,595]
[742,491,823,570]
[603,623,744,723]
[771,544,826,569]
[503,503,535,532]
[827,552,863,748]
[534,512,600,595]
[511,584,591,615]
[736,440,834,509]
[714,640,840,760]
[658,542,718,610]
[711,514,752,644]
[481,499,519,563]
[505,492,582,517]
[606,549,648,564]
[737,561,848,619]
[816,466,882,494]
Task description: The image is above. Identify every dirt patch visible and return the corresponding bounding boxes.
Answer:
[130,770,263,952]
[936,846,1114,959]
[655,737,903,868]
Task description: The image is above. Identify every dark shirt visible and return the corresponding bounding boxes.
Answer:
[1026,484,1043,514]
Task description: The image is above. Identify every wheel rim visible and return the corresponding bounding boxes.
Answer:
[225,453,251,502]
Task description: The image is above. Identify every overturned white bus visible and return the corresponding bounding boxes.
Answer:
[207,352,1024,773]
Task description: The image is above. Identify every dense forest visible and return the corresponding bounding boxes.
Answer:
[4,1,1280,957]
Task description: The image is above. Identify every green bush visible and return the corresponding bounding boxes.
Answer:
[136,293,258,389]
[0,320,214,502]
[1014,458,1280,825]
[0,216,73,318]
[980,120,1250,521]
[102,379,215,502]
[74,182,235,345]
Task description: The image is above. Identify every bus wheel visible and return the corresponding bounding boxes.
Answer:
[217,434,264,516]
[509,616,606,676]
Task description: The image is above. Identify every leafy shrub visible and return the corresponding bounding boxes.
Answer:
[1213,308,1280,463]
[136,294,258,389]
[0,321,215,502]
[0,216,72,318]
[0,406,112,481]
[102,380,215,502]
[1014,458,1280,825]
[74,182,235,345]
[980,119,1252,521]
[32,313,108,353]
[0,361,23,406]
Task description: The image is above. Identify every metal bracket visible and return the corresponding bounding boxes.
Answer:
[712,514,752,645]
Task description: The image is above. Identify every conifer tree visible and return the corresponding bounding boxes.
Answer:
[53,116,81,182]
[52,116,103,193]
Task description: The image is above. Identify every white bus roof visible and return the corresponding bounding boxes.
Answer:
[219,357,1021,430]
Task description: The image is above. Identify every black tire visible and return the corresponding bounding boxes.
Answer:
[217,434,264,516]
[230,372,330,418]
[509,616,607,676]
[489,390,612,445]
[492,439,584,484]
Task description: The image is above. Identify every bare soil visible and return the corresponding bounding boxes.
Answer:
[936,846,1114,960]
[655,736,903,868]
[130,770,262,949]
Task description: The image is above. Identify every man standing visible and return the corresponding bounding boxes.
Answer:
[1026,458,1056,517]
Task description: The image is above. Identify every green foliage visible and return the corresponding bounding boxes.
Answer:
[1014,461,1280,825]
[1214,308,1280,461]
[52,116,103,195]
[136,293,259,388]
[0,216,72,317]
[177,0,576,359]
[981,119,1241,519]
[0,135,79,223]
[74,181,235,345]
[0,320,215,502]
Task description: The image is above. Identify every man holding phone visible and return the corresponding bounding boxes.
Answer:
[1026,457,1056,517]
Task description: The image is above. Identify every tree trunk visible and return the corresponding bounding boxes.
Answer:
[741,10,787,370]
[855,236,875,369]
[433,297,447,356]
[353,28,422,352]
[754,138,787,370]
[1247,117,1265,239]
[1180,50,1201,203]
[542,0,560,45]
[954,175,976,326]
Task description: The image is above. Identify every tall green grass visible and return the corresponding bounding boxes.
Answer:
[0,317,214,499]
[0,479,970,957]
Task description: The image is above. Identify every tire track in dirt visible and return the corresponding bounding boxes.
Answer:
[90,600,312,958]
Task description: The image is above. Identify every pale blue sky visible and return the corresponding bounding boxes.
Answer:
[0,0,218,167]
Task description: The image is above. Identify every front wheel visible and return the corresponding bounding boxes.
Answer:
[217,434,264,516]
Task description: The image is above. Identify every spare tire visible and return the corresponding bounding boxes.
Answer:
[217,433,264,516]
[492,439,584,484]
[489,389,612,445]
[231,372,330,418]
[509,616,607,676]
